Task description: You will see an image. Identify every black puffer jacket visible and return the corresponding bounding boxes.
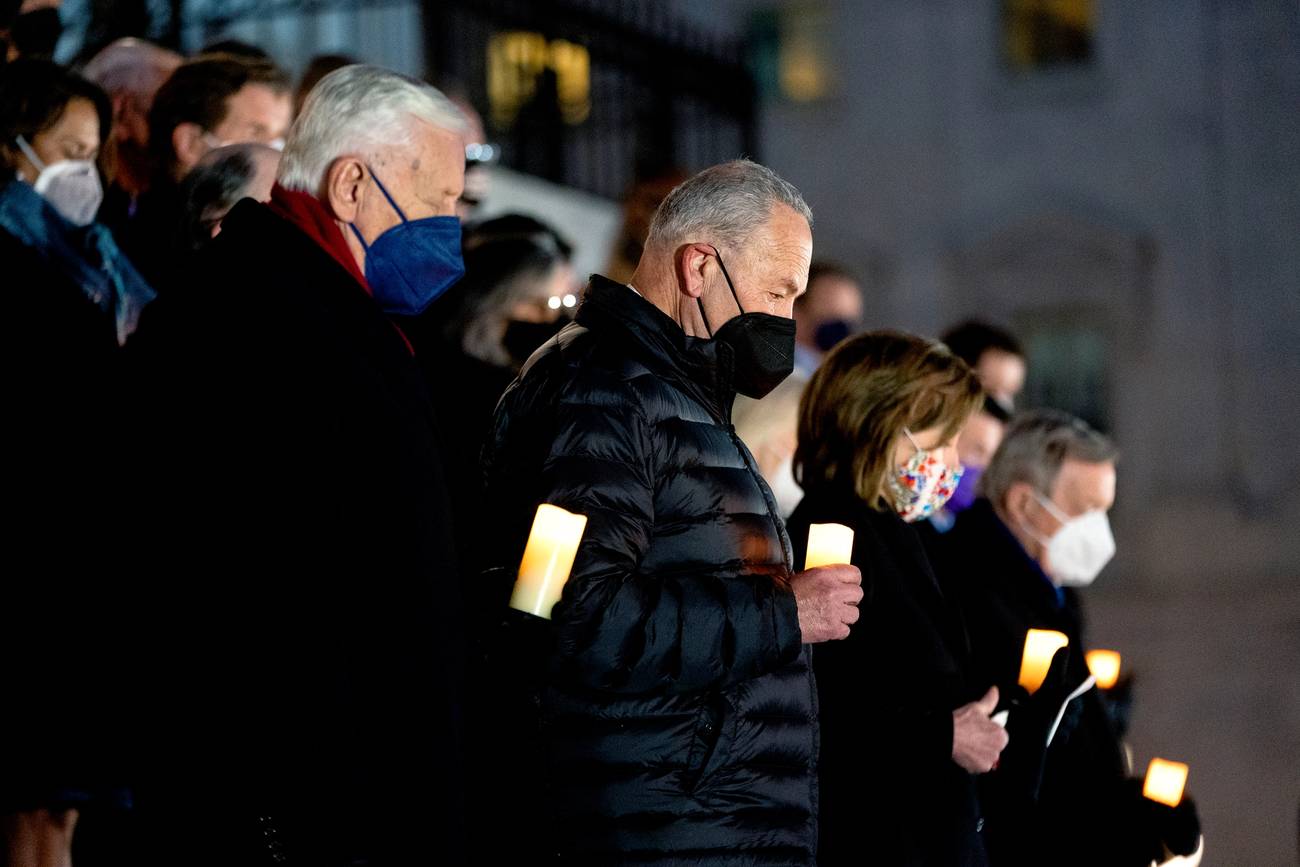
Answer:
[481,276,815,865]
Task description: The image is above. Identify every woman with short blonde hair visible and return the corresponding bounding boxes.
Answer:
[786,330,1006,866]
[795,330,983,510]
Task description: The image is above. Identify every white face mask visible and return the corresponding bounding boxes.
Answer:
[1027,491,1115,587]
[16,135,103,226]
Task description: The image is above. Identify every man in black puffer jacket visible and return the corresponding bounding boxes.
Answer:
[480,160,863,865]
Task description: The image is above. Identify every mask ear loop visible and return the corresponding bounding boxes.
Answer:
[902,428,923,453]
[1019,488,1067,547]
[707,245,746,315]
[368,167,408,222]
[14,135,48,174]
[696,245,748,338]
[348,164,408,250]
[695,296,715,338]
[1031,489,1071,524]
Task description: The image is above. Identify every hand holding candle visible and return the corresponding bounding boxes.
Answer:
[792,525,863,644]
[1086,649,1122,690]
[509,503,588,619]
[1018,628,1069,694]
[1143,758,1189,808]
[804,523,854,569]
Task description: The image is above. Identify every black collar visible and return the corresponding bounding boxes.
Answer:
[955,499,1066,612]
[576,275,736,423]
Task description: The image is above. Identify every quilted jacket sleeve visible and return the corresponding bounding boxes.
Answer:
[537,382,804,696]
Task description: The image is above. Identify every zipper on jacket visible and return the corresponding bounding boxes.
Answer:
[725,424,794,573]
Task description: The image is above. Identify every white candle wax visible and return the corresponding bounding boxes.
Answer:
[1018,628,1069,694]
[509,503,588,619]
[1143,758,1189,808]
[804,522,855,570]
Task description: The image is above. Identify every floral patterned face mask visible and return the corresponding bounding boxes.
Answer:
[886,428,964,522]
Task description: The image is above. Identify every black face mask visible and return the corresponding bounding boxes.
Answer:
[503,317,567,366]
[11,7,62,59]
[697,247,796,399]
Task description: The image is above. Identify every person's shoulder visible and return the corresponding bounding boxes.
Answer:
[517,320,660,407]
[788,487,885,548]
[1,227,110,327]
[205,200,300,266]
[198,202,370,319]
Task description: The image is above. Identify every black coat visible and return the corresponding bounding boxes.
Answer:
[114,180,184,293]
[130,199,465,865]
[934,499,1156,867]
[391,311,515,612]
[786,485,988,867]
[481,277,815,865]
[1,228,132,818]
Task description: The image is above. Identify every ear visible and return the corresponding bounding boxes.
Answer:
[1004,481,1036,527]
[171,122,206,175]
[324,156,366,223]
[673,242,715,300]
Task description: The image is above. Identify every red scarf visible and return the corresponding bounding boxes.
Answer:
[267,183,370,294]
[265,184,414,354]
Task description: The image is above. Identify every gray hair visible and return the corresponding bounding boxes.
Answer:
[646,159,812,253]
[277,64,466,193]
[980,409,1119,508]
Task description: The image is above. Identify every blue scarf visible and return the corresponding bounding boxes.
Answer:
[0,178,155,345]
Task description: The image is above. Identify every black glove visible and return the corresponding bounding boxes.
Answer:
[1115,777,1201,861]
[1097,670,1136,739]
[1157,794,1202,858]
[997,645,1076,800]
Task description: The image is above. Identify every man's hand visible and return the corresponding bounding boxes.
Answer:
[792,564,863,643]
[952,686,1010,773]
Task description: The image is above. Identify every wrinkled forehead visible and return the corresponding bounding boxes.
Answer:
[746,205,812,275]
[377,119,466,199]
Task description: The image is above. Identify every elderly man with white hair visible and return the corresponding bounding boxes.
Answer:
[481,160,863,864]
[133,65,468,866]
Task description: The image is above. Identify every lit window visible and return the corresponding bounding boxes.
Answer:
[749,3,835,103]
[487,31,591,129]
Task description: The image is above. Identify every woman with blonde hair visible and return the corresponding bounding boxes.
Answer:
[786,330,1007,865]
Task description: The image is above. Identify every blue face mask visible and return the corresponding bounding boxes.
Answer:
[349,168,465,316]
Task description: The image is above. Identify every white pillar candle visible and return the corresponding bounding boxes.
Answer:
[1086,649,1122,690]
[1018,628,1069,694]
[804,523,855,570]
[509,504,588,620]
[1143,758,1189,808]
